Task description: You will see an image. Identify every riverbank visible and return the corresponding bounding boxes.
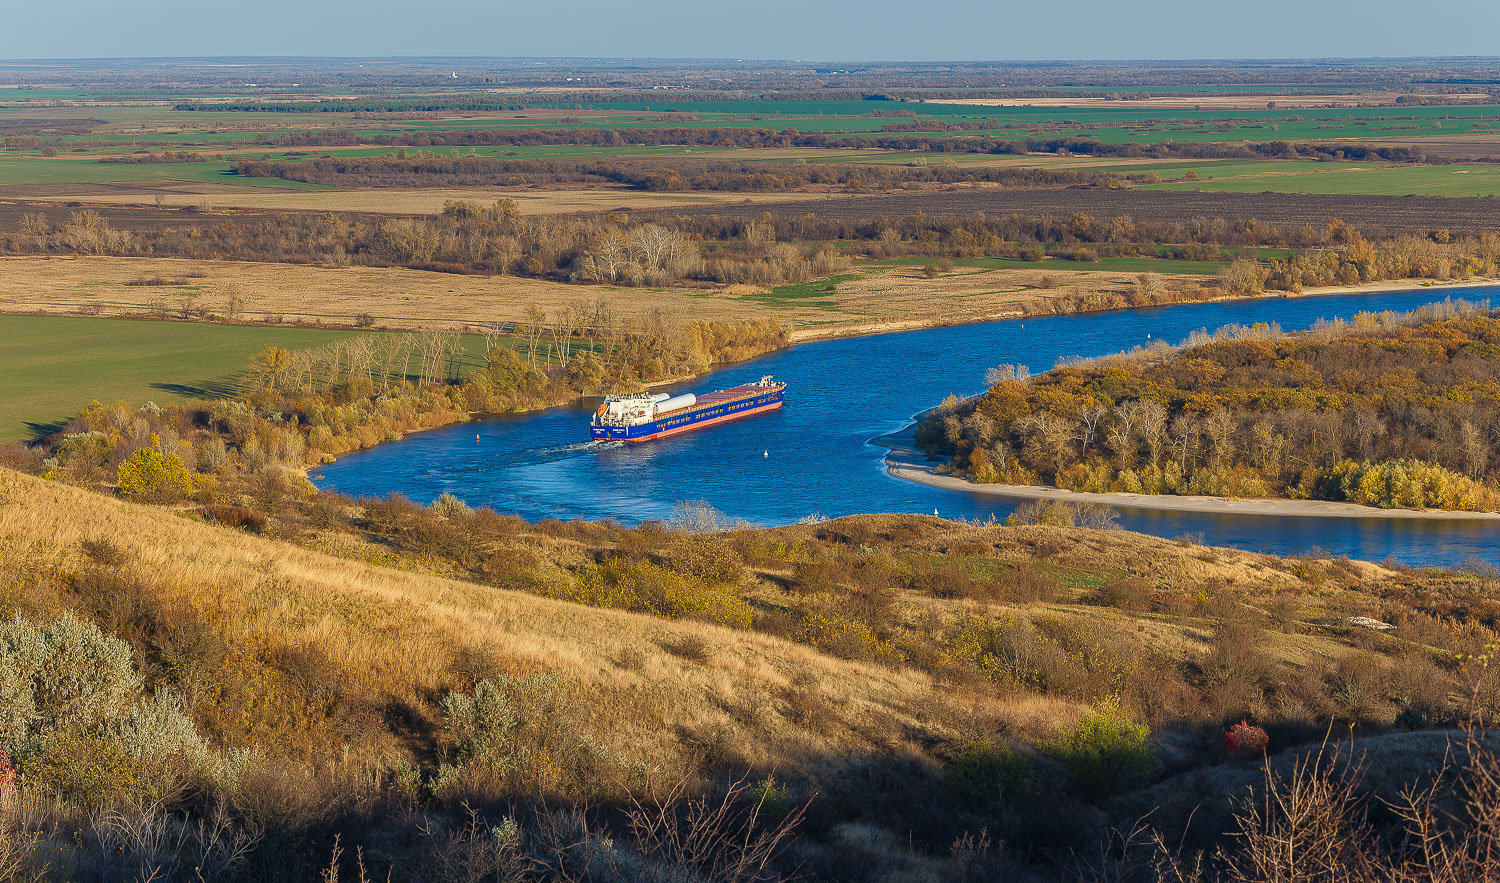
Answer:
[787,275,1498,344]
[873,425,1500,522]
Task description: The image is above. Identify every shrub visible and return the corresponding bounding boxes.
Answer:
[753,774,794,820]
[995,565,1062,604]
[22,728,142,806]
[116,448,194,502]
[203,504,268,532]
[1225,720,1269,759]
[662,635,713,664]
[908,560,976,599]
[1049,697,1157,798]
[431,492,471,518]
[559,559,753,628]
[1095,578,1154,611]
[945,740,1037,810]
[79,537,130,567]
[0,611,141,750]
[434,674,569,800]
[1322,458,1491,512]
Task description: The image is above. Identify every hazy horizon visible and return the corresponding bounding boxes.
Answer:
[6,0,1500,64]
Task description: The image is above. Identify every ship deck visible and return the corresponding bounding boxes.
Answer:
[657,382,782,418]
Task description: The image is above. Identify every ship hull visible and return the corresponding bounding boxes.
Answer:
[590,388,784,442]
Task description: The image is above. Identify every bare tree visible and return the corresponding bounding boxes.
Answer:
[1136,400,1169,467]
[1170,414,1198,473]
[984,363,1031,386]
[1202,409,1237,468]
[1462,419,1488,479]
[522,304,547,369]
[1076,402,1109,456]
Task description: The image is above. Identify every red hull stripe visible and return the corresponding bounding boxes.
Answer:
[626,400,783,442]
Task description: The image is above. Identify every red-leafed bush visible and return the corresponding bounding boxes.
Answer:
[0,749,14,794]
[1225,720,1269,759]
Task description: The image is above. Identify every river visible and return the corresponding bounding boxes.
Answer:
[314,285,1500,567]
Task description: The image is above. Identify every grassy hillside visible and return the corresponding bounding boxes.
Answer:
[3,457,1500,878]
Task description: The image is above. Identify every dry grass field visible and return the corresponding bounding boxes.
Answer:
[0,463,1396,766]
[824,264,1179,325]
[0,255,771,329]
[0,255,1206,336]
[0,467,956,779]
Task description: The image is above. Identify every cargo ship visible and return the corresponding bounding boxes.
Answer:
[590,375,786,442]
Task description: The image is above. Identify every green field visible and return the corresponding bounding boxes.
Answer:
[7,86,1500,205]
[8,95,1500,151]
[0,156,331,189]
[0,315,495,442]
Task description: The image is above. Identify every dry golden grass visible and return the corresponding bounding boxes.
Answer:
[0,255,1199,337]
[0,255,781,330]
[795,265,1212,337]
[0,467,958,776]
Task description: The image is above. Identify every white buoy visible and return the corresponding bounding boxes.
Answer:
[763,450,768,458]
[933,508,939,516]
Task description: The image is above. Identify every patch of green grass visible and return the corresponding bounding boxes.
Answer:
[0,157,331,189]
[0,315,500,442]
[741,273,861,310]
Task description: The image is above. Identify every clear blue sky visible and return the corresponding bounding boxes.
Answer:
[5,0,1498,61]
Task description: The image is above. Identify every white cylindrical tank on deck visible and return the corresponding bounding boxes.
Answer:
[650,393,671,403]
[655,394,696,414]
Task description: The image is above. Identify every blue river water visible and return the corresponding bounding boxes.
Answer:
[315,286,1500,567]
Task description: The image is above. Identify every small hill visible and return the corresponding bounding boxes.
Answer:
[0,465,1491,880]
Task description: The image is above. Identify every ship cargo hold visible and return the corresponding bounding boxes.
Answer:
[590,376,786,442]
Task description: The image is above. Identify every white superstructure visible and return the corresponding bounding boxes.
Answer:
[594,392,697,427]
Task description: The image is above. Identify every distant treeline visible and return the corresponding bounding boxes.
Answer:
[0,204,848,288]
[173,97,533,113]
[98,150,207,164]
[256,125,1446,163]
[232,154,1134,192]
[171,86,1500,114]
[4,203,1497,293]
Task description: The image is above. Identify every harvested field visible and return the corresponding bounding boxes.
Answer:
[0,255,778,329]
[0,255,1212,339]
[778,264,1211,337]
[0,197,212,232]
[652,188,1500,234]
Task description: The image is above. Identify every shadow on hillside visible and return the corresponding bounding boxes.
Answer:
[23,420,68,439]
[151,379,243,399]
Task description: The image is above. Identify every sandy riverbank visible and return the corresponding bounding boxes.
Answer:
[873,426,1500,522]
[1297,277,1497,300]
